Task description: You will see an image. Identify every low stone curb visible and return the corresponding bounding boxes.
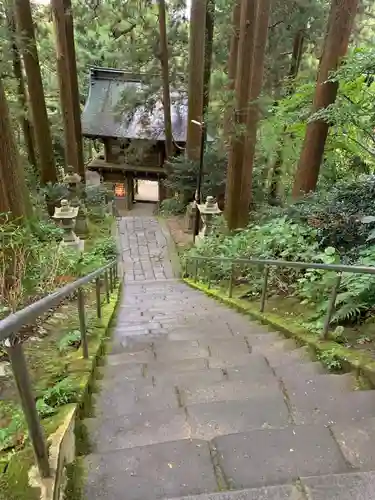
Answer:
[183,278,375,388]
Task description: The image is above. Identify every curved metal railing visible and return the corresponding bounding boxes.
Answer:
[0,259,118,478]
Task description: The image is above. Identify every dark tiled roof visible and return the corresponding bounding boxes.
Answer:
[81,67,188,141]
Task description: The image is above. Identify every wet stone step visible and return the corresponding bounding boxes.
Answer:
[85,408,190,453]
[213,425,348,490]
[83,440,218,500]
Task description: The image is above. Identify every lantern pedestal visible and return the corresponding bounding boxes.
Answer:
[63,166,88,239]
[53,200,83,252]
[196,196,221,243]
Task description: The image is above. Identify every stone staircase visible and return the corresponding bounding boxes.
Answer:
[81,280,375,499]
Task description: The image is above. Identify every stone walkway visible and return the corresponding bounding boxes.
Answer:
[83,213,375,500]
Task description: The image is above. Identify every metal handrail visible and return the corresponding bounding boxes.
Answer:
[184,254,375,340]
[0,259,119,479]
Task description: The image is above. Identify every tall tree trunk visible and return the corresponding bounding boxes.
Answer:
[203,0,215,116]
[268,29,305,205]
[0,77,31,219]
[157,0,173,160]
[14,0,57,185]
[6,8,37,173]
[186,0,207,161]
[292,0,359,198]
[238,0,271,226]
[223,0,241,142]
[224,0,257,230]
[63,0,85,177]
[51,0,80,173]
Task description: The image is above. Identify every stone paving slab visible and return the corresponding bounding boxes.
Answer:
[85,408,190,452]
[107,350,154,366]
[168,485,303,500]
[186,396,290,440]
[204,339,250,358]
[84,440,218,500]
[146,358,209,376]
[208,353,264,369]
[213,426,348,489]
[180,379,281,406]
[156,368,226,388]
[331,417,375,469]
[225,358,274,381]
[154,341,210,362]
[302,471,375,500]
[289,389,375,425]
[95,383,179,418]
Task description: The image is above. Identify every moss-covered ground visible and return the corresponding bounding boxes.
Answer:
[0,284,120,500]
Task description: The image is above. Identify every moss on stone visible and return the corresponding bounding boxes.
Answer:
[0,448,40,500]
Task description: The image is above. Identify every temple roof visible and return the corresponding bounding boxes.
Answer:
[81,67,189,142]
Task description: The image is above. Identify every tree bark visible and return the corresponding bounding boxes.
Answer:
[6,8,37,174]
[292,0,359,198]
[224,0,257,230]
[186,0,207,161]
[51,0,80,174]
[223,0,241,141]
[0,77,31,219]
[14,0,57,185]
[268,29,305,205]
[238,0,271,226]
[157,0,173,160]
[63,0,85,177]
[203,0,215,116]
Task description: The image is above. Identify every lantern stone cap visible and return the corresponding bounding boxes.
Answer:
[64,166,81,184]
[53,199,79,219]
[198,196,221,214]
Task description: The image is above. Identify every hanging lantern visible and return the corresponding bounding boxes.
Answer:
[114,183,126,197]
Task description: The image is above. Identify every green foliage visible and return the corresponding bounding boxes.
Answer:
[316,349,343,372]
[42,377,80,407]
[159,197,186,216]
[58,330,81,352]
[165,146,227,200]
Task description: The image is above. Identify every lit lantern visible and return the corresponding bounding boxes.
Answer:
[114,183,126,197]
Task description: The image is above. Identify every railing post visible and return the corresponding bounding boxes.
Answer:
[194,259,199,282]
[229,263,234,298]
[322,274,342,339]
[109,266,113,293]
[260,265,269,313]
[104,270,110,303]
[184,259,188,278]
[7,338,51,478]
[77,287,89,358]
[95,277,102,319]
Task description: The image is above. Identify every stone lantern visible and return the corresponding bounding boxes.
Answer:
[196,196,221,242]
[53,199,81,251]
[63,166,88,238]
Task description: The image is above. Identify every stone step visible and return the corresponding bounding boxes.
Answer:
[302,471,375,500]
[289,387,375,425]
[212,425,349,490]
[84,408,190,453]
[146,358,209,376]
[180,378,282,406]
[330,416,375,469]
[273,361,326,378]
[83,439,218,500]
[280,372,354,397]
[256,347,312,368]
[154,368,226,388]
[168,484,302,499]
[94,382,180,418]
[186,395,290,440]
